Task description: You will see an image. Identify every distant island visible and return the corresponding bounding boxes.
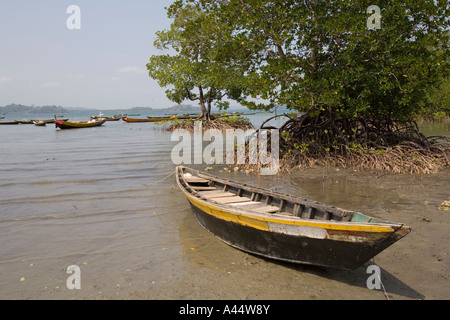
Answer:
[113,104,203,114]
[0,103,204,115]
[0,104,67,114]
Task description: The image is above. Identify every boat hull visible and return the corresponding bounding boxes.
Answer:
[189,201,408,270]
[176,166,411,270]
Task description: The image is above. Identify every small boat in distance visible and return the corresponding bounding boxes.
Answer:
[0,121,19,125]
[176,166,411,270]
[33,120,47,126]
[122,117,155,123]
[55,119,105,129]
[91,111,122,121]
[14,119,34,124]
[91,115,122,121]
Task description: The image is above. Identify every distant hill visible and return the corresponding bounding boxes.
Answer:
[166,104,201,112]
[0,103,223,115]
[123,104,201,113]
[0,104,67,114]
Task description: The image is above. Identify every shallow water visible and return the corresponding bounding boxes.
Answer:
[0,118,184,297]
[0,112,449,300]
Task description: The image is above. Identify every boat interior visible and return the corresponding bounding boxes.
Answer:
[177,167,379,223]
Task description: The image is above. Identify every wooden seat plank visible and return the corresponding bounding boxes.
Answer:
[274,212,294,217]
[198,190,227,196]
[185,177,210,183]
[212,196,252,204]
[251,205,280,213]
[228,201,261,206]
[201,192,236,199]
[191,186,217,190]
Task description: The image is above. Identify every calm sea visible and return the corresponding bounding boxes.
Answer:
[0,110,448,299]
[0,110,285,299]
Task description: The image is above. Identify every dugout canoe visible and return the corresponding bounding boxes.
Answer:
[176,166,411,270]
[55,119,105,129]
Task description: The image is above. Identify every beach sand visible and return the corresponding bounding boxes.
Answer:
[132,167,450,300]
[1,167,448,300]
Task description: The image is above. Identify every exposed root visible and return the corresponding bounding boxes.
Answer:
[236,111,450,174]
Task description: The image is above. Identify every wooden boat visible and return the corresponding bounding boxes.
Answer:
[55,119,105,129]
[33,120,46,126]
[91,115,122,121]
[176,166,411,270]
[0,121,19,125]
[14,119,34,124]
[147,116,176,122]
[122,117,156,123]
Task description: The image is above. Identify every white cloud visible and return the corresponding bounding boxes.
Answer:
[0,77,12,83]
[118,66,146,74]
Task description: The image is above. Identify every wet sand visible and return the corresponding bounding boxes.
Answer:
[6,166,447,301]
[132,167,450,300]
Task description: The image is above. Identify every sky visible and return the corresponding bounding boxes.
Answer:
[0,0,177,109]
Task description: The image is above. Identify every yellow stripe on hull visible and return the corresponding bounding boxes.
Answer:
[177,165,411,269]
[183,190,396,238]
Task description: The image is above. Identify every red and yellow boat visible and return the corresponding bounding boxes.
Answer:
[176,166,411,270]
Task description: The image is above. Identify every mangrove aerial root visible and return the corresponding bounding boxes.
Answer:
[242,111,450,174]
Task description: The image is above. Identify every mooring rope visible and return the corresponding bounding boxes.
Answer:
[143,170,176,186]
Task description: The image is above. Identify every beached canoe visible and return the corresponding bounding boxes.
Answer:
[176,166,411,270]
[55,119,105,129]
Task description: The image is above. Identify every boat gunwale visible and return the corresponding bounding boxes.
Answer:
[176,166,405,233]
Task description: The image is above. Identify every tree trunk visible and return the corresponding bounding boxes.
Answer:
[198,85,210,121]
[207,100,212,120]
